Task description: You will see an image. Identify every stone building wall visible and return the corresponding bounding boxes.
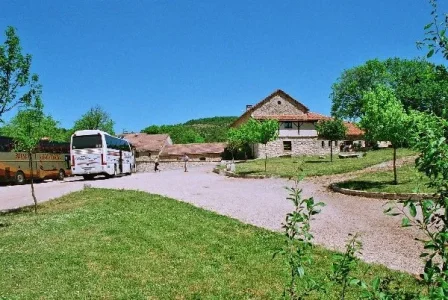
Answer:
[253,137,341,158]
[252,95,305,117]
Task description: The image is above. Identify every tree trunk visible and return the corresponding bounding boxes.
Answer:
[393,146,397,185]
[264,144,267,173]
[330,140,333,162]
[29,151,37,213]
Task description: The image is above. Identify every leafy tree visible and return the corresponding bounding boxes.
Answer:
[239,119,278,172]
[0,26,42,122]
[73,105,115,134]
[183,116,238,126]
[331,58,448,119]
[3,106,60,213]
[315,119,347,162]
[419,0,448,59]
[226,128,245,161]
[360,86,410,185]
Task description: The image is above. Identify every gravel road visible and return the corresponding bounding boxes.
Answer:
[0,164,423,274]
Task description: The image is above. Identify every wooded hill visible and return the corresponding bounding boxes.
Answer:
[141,116,238,144]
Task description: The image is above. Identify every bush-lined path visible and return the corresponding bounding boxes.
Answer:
[0,162,423,274]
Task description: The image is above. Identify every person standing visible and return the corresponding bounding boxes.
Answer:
[154,157,160,172]
[182,153,189,172]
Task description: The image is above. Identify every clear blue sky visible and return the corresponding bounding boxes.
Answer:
[1,0,447,133]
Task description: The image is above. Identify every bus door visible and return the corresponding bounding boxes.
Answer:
[119,150,123,173]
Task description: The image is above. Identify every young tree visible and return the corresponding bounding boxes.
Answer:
[0,26,42,122]
[239,119,279,173]
[315,119,347,162]
[226,128,244,161]
[419,0,448,59]
[360,86,410,185]
[73,105,115,134]
[3,106,59,213]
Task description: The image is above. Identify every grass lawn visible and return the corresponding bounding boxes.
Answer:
[337,164,435,194]
[0,189,421,299]
[236,148,416,178]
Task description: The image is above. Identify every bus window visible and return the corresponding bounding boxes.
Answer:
[72,135,102,149]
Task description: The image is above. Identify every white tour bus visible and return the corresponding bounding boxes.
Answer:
[70,130,135,180]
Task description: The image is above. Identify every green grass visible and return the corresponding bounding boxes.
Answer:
[236,148,416,178]
[0,189,422,299]
[338,164,435,194]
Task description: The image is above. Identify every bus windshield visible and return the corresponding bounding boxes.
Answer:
[72,135,102,149]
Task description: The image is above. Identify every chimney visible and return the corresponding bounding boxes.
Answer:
[246,104,253,111]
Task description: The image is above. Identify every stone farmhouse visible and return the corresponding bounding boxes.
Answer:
[231,89,364,158]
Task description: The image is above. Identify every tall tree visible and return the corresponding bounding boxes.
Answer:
[360,86,410,185]
[419,0,448,59]
[73,105,115,134]
[3,106,60,213]
[315,119,347,162]
[0,26,42,122]
[331,58,448,119]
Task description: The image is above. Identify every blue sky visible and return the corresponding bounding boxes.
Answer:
[1,0,447,133]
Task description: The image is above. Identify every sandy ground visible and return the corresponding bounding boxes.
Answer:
[0,162,423,274]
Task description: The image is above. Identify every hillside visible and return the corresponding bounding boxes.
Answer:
[141,116,238,144]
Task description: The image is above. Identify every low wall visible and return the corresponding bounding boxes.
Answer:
[136,161,218,172]
[330,183,437,200]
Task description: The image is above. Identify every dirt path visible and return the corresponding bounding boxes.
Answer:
[0,160,424,274]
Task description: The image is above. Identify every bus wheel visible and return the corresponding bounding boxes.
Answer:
[58,169,65,181]
[15,171,26,185]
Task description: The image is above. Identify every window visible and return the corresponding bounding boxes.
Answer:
[72,135,102,149]
[321,141,325,148]
[277,100,282,105]
[284,121,293,129]
[328,141,332,147]
[199,157,206,161]
[283,141,292,151]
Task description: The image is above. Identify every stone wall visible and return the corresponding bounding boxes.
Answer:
[252,95,305,117]
[253,137,341,158]
[136,161,218,172]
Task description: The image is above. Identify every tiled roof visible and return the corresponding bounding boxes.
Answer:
[160,143,227,156]
[345,122,364,137]
[121,133,170,152]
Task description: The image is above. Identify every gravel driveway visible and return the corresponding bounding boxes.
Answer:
[0,165,423,274]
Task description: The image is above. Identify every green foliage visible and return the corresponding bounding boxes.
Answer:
[316,119,347,162]
[0,26,42,122]
[226,128,245,160]
[331,58,448,119]
[330,233,364,299]
[142,124,205,144]
[73,105,115,134]
[276,173,325,298]
[418,0,448,60]
[183,116,238,126]
[141,116,238,144]
[383,112,448,298]
[360,86,411,184]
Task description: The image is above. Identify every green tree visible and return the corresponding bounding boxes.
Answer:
[3,106,60,213]
[0,26,42,122]
[226,128,245,161]
[360,86,410,185]
[239,119,278,172]
[419,0,448,59]
[141,124,205,144]
[331,58,448,119]
[315,119,347,162]
[73,106,115,134]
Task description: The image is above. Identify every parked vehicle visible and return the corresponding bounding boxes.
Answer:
[0,136,71,184]
[70,130,135,180]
